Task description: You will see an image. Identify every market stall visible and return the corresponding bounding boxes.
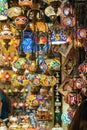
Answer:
[0,0,87,130]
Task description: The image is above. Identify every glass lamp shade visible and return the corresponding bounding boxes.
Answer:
[45,5,61,18]
[12,57,31,73]
[14,15,28,30]
[26,95,36,106]
[78,62,87,77]
[11,74,29,87]
[0,0,8,21]
[41,75,57,87]
[68,78,86,90]
[39,59,48,73]
[61,112,71,124]
[7,7,22,19]
[29,60,37,73]
[27,9,44,21]
[74,40,84,48]
[67,108,76,120]
[61,16,76,27]
[36,32,48,45]
[60,7,73,17]
[81,87,87,97]
[64,92,82,105]
[27,73,57,87]
[0,30,14,40]
[45,58,61,73]
[0,72,11,82]
[18,0,33,7]
[35,21,48,32]
[38,50,60,73]
[77,29,87,40]
[21,38,35,53]
[26,94,45,107]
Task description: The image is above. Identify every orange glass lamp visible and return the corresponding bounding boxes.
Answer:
[18,0,33,7]
[0,71,11,83]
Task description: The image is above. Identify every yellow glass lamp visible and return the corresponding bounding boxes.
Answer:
[0,24,14,50]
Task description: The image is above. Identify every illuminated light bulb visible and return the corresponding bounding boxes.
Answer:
[4,72,10,79]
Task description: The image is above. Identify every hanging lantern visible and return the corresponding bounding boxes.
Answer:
[0,71,11,83]
[45,58,61,73]
[81,87,87,97]
[7,7,22,19]
[45,5,61,19]
[60,7,74,17]
[0,30,14,40]
[74,40,84,48]
[0,25,14,40]
[78,60,87,78]
[78,45,87,77]
[61,16,76,27]
[61,112,71,124]
[18,0,33,7]
[12,49,31,74]
[11,74,29,88]
[64,92,82,105]
[29,60,37,73]
[36,32,48,45]
[21,26,35,53]
[48,0,62,19]
[12,57,31,73]
[0,24,14,50]
[4,72,10,79]
[68,78,86,90]
[35,21,48,32]
[15,15,28,25]
[77,29,87,40]
[0,0,8,21]
[27,73,57,87]
[14,15,28,30]
[27,9,45,22]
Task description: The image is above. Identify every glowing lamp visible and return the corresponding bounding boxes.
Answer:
[0,24,14,49]
[5,74,9,79]
[0,30,14,40]
[15,15,28,26]
[18,0,33,7]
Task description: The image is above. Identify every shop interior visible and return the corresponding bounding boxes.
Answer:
[0,0,87,130]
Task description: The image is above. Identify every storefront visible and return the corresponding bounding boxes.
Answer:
[0,0,87,130]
